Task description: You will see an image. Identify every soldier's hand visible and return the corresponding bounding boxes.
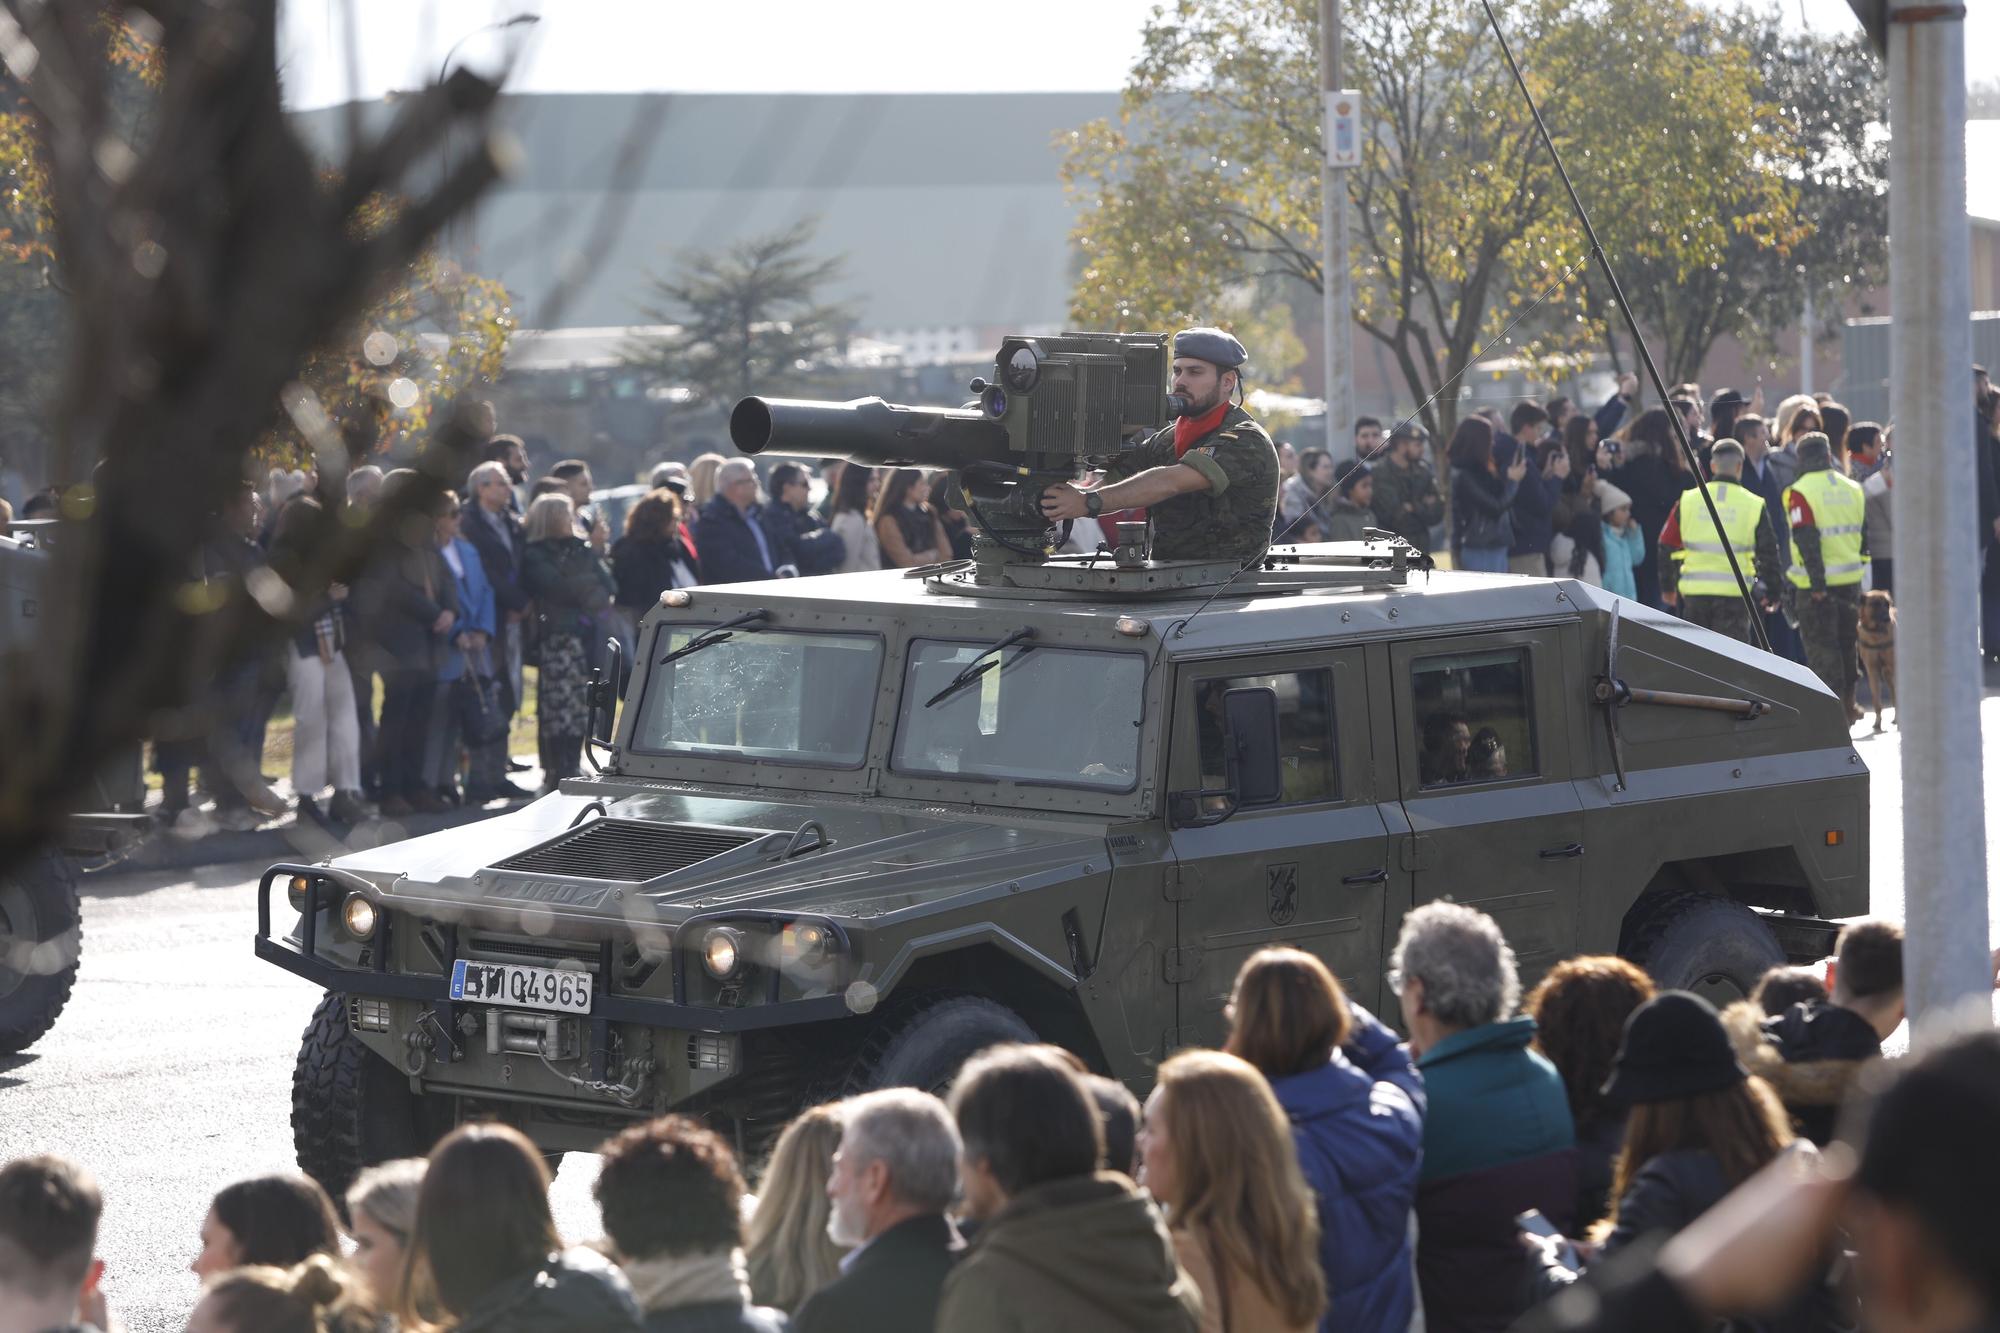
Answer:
[1039,484,1088,521]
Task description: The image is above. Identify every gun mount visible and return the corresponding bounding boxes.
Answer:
[730,332,1180,583]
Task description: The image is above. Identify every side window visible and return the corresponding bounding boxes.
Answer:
[1193,669,1337,804]
[1411,648,1536,787]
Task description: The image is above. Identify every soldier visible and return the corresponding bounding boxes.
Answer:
[1657,439,1779,644]
[1783,432,1867,718]
[1368,423,1447,552]
[1039,327,1278,562]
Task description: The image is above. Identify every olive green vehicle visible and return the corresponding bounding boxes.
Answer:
[261,335,1866,1198]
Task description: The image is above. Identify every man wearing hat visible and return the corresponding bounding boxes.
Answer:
[1783,432,1867,715]
[1039,326,1279,562]
[1655,439,1779,645]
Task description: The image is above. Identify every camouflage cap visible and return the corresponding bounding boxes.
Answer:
[1173,326,1247,369]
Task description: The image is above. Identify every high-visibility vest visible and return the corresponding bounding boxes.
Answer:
[1783,468,1866,589]
[1673,480,1763,598]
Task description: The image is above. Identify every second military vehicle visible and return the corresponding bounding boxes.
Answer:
[259,334,1866,1199]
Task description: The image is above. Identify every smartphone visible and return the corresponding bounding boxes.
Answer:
[1516,1209,1582,1272]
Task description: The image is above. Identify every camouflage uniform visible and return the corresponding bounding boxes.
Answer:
[1369,457,1448,552]
[1105,403,1279,563]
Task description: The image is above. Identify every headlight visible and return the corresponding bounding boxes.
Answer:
[341,894,378,940]
[701,927,743,980]
[287,875,313,911]
[784,921,835,964]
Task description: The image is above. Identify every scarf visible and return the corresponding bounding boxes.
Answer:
[621,1248,751,1313]
[1172,400,1230,457]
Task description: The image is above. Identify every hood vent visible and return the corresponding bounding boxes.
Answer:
[492,819,758,883]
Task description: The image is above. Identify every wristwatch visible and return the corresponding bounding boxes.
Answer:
[1084,490,1104,518]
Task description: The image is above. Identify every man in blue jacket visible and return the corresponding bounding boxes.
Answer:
[693,459,784,585]
[1391,901,1576,1333]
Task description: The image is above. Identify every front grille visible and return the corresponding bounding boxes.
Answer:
[465,935,602,966]
[492,819,758,883]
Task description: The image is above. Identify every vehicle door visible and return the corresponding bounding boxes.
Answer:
[1166,648,1400,1050]
[1380,629,1584,989]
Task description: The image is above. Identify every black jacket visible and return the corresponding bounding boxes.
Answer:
[454,1249,644,1333]
[1730,999,1881,1146]
[1451,464,1520,552]
[463,499,530,615]
[759,503,846,576]
[792,1213,961,1333]
[611,534,698,610]
[357,540,458,671]
[642,1302,788,1333]
[693,496,779,585]
[521,536,615,639]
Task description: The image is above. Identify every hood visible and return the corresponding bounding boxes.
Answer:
[1418,1015,1539,1069]
[327,786,1107,925]
[967,1175,1198,1331]
[1723,999,1879,1109]
[1270,1051,1376,1121]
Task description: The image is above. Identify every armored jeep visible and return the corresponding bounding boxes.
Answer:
[261,537,1866,1196]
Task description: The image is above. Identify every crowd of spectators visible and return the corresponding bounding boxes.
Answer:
[7,903,1997,1333]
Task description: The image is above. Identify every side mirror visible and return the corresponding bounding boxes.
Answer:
[587,636,623,751]
[1222,686,1283,806]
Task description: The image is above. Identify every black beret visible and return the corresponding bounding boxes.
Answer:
[1173,326,1247,369]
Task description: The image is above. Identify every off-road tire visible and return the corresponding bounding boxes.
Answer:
[1627,890,1785,1007]
[837,993,1036,1098]
[0,849,81,1055]
[292,993,448,1205]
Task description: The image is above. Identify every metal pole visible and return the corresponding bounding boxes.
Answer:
[1886,0,1989,1041]
[1319,0,1354,457]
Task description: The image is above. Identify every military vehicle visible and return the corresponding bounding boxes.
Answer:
[260,333,1866,1197]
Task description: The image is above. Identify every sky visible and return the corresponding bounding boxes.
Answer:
[275,0,1989,110]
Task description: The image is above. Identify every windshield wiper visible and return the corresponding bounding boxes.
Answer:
[658,609,770,665]
[924,627,1035,709]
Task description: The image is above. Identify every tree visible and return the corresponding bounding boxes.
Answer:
[1062,0,1794,440]
[0,0,510,877]
[1584,7,1885,384]
[626,217,857,411]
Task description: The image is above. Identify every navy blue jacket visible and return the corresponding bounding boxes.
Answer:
[1270,1006,1426,1333]
[1593,393,1635,439]
[694,496,779,585]
[462,498,530,614]
[759,502,846,576]
[1496,437,1563,561]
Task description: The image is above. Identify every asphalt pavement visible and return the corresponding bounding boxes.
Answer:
[4,702,1999,1332]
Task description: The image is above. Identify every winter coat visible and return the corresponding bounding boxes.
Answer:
[1548,530,1603,588]
[793,1213,959,1333]
[1599,521,1645,601]
[1592,392,1634,440]
[1269,1006,1426,1333]
[1499,439,1562,559]
[453,1248,644,1333]
[1571,1108,1626,1233]
[1863,467,1893,562]
[521,536,615,640]
[1322,494,1375,542]
[934,1173,1203,1333]
[1414,1017,1577,1333]
[1724,999,1880,1146]
[1451,465,1520,554]
[693,496,780,584]
[1277,474,1329,540]
[437,535,496,682]
[1369,458,1447,551]
[611,534,698,611]
[1604,452,1687,587]
[462,499,530,616]
[1172,1227,1314,1333]
[759,502,846,575]
[359,539,459,672]
[828,509,881,572]
[641,1305,786,1333]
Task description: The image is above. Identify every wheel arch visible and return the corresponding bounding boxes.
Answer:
[1616,851,1826,957]
[884,942,1109,1074]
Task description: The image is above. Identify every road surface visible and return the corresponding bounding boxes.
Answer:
[3,702,1998,1332]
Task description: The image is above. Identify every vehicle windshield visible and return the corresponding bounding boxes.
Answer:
[893,640,1146,791]
[632,627,881,766]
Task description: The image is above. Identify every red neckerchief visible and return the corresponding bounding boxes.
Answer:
[1172,401,1230,458]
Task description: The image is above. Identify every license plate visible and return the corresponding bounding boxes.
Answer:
[449,959,593,1015]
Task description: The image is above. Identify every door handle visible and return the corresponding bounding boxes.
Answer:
[1539,842,1586,860]
[1342,867,1390,885]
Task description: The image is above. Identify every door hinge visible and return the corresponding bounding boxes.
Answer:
[1399,834,1437,872]
[1163,863,1196,901]
[1164,946,1204,985]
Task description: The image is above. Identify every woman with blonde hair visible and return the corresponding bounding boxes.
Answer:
[743,1103,849,1312]
[344,1158,427,1313]
[186,1255,378,1333]
[521,492,614,789]
[1223,948,1421,1333]
[1141,1049,1327,1333]
[687,453,727,509]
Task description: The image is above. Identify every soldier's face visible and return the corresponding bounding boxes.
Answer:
[1173,358,1229,413]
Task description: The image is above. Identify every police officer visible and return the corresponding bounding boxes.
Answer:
[1038,327,1279,562]
[1656,439,1779,644]
[1783,432,1867,718]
